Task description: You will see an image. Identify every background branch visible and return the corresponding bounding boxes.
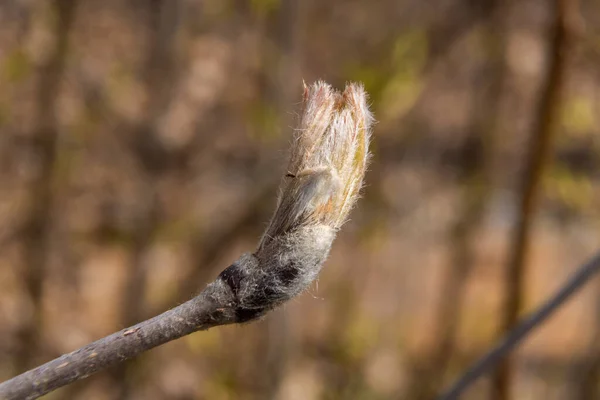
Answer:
[439,251,600,400]
[15,0,78,373]
[493,0,577,397]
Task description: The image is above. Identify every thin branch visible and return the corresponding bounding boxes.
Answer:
[410,3,508,397]
[493,0,577,397]
[438,251,600,400]
[0,81,373,400]
[0,282,237,400]
[14,0,78,372]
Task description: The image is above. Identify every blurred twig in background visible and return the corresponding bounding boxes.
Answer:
[108,1,182,398]
[408,2,508,398]
[439,251,600,400]
[493,0,579,398]
[14,0,78,373]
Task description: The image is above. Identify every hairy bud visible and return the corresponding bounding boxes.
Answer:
[219,81,373,322]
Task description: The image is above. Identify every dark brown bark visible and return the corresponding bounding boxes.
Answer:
[14,0,78,373]
[492,0,578,398]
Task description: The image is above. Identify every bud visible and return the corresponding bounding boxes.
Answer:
[260,80,373,244]
[219,81,373,322]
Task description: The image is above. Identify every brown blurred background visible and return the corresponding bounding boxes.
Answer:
[0,0,599,399]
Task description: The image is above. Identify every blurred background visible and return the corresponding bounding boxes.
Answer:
[0,0,599,399]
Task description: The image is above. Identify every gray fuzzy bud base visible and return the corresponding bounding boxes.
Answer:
[218,225,335,322]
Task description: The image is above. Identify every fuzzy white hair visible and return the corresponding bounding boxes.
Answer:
[219,81,373,322]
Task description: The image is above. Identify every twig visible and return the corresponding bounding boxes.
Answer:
[493,0,576,397]
[412,3,508,397]
[15,0,78,372]
[0,81,373,400]
[0,282,236,400]
[438,251,600,400]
